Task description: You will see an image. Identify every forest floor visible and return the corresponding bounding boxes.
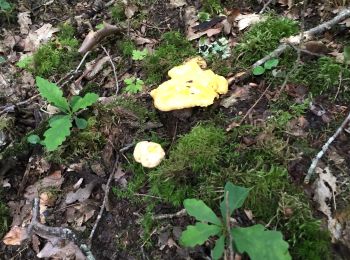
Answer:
[1,0,350,259]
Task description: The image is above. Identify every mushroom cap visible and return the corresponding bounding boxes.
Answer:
[133,141,165,168]
[150,58,228,111]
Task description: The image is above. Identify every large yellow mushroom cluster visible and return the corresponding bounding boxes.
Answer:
[150,57,228,111]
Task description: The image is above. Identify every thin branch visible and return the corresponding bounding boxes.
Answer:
[227,82,272,131]
[88,155,120,244]
[152,209,187,220]
[101,45,120,94]
[304,111,350,183]
[259,0,274,14]
[28,198,95,259]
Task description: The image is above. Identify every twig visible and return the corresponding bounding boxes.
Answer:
[88,155,119,244]
[75,51,91,73]
[152,209,187,220]
[28,198,95,259]
[227,82,272,131]
[252,8,350,69]
[225,192,234,260]
[259,0,273,14]
[304,111,350,183]
[0,94,40,115]
[101,45,119,94]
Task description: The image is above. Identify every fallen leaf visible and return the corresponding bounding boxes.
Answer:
[235,14,261,31]
[2,226,28,245]
[313,167,337,218]
[220,86,250,108]
[65,181,97,204]
[37,239,85,260]
[170,0,186,8]
[24,171,64,201]
[125,3,138,19]
[18,12,32,35]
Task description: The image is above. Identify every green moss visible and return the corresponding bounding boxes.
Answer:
[32,23,79,77]
[201,0,223,15]
[110,1,126,23]
[118,39,137,58]
[142,31,196,85]
[149,124,226,206]
[235,15,298,67]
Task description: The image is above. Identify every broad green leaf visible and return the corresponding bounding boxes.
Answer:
[71,93,99,113]
[264,59,279,70]
[184,199,222,226]
[344,46,350,64]
[123,78,143,94]
[75,117,88,129]
[252,66,265,76]
[70,96,81,108]
[220,182,250,220]
[36,77,70,113]
[180,222,221,247]
[27,135,41,144]
[211,234,225,260]
[95,23,104,30]
[42,115,72,151]
[0,0,11,10]
[232,224,291,260]
[16,55,33,68]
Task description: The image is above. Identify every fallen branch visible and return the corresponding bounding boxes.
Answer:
[88,155,120,245]
[252,8,350,69]
[304,110,350,184]
[152,209,187,220]
[101,45,120,94]
[28,198,95,260]
[79,22,121,54]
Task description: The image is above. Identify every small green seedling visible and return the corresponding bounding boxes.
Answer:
[180,182,291,260]
[123,77,143,94]
[253,58,279,76]
[27,77,99,151]
[132,49,148,61]
[198,11,210,22]
[95,23,104,30]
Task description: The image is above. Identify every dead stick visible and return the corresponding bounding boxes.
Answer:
[226,192,234,260]
[101,45,120,94]
[152,209,187,220]
[88,155,119,244]
[28,198,95,260]
[304,111,350,184]
[252,9,350,69]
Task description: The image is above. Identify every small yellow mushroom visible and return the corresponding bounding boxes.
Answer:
[150,58,228,111]
[133,141,165,168]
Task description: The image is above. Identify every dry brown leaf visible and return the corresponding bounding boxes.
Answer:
[2,226,28,245]
[37,239,85,260]
[313,167,336,217]
[65,181,97,204]
[18,12,32,35]
[170,0,187,8]
[24,171,64,201]
[125,3,138,19]
[235,14,261,30]
[23,24,59,52]
[220,86,250,108]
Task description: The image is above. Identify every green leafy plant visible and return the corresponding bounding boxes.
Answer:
[123,77,143,94]
[180,182,291,260]
[0,0,11,11]
[132,49,148,61]
[253,58,279,76]
[27,77,99,151]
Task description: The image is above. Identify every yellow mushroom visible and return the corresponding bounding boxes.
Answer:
[133,141,165,168]
[150,58,228,111]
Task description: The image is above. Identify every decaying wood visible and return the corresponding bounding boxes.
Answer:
[79,22,121,54]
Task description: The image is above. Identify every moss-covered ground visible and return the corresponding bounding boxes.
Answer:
[2,0,350,259]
